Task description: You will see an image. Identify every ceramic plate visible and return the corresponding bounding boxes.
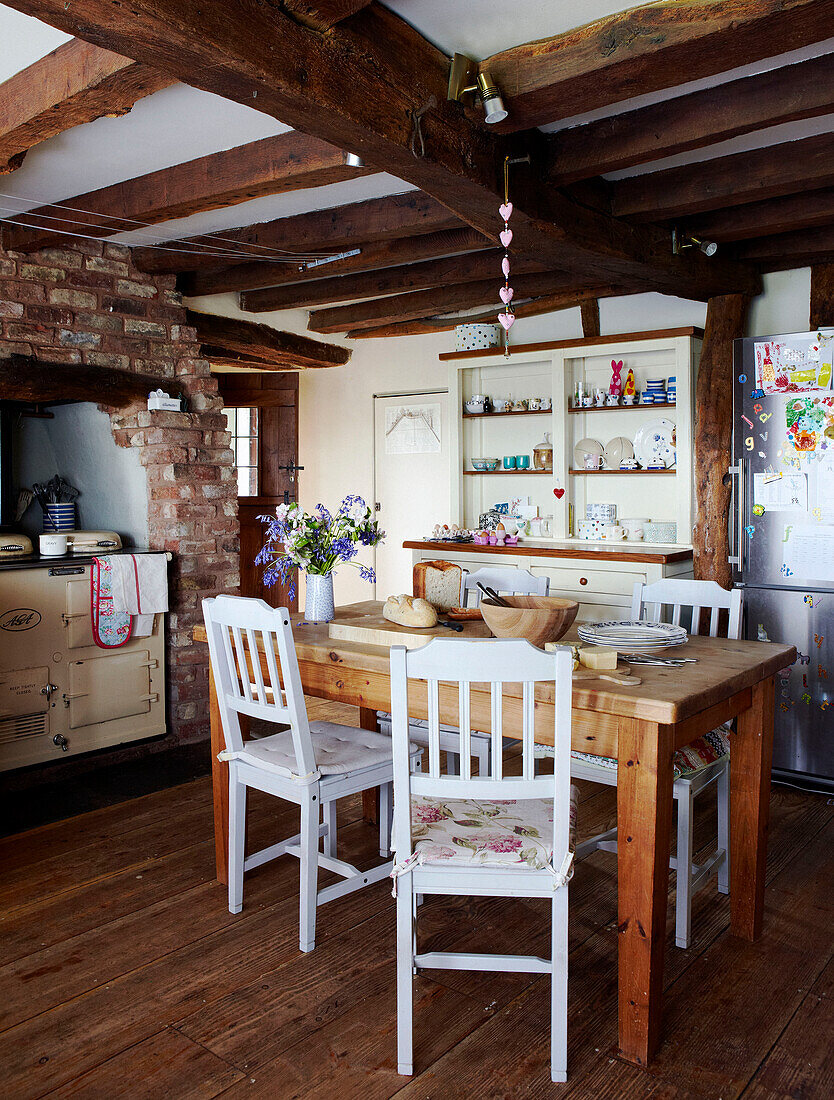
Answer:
[578,620,688,649]
[633,419,676,469]
[603,436,634,469]
[573,437,605,468]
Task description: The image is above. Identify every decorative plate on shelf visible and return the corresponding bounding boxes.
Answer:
[573,437,605,468]
[603,436,634,469]
[633,419,676,469]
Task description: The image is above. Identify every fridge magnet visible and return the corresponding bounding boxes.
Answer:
[742,414,754,428]
[745,436,754,450]
[801,693,812,705]
[753,403,763,414]
[798,652,811,666]
[821,700,830,711]
[815,633,825,649]
[758,451,767,459]
[819,665,827,680]
[804,594,817,607]
[757,623,771,641]
[744,524,755,538]
[813,508,823,521]
[751,388,765,399]
[738,373,747,383]
[760,432,768,441]
[759,411,772,422]
[753,503,765,516]
[780,563,794,577]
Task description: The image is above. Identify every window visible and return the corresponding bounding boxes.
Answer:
[223,407,259,496]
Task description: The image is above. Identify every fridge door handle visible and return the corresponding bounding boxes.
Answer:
[728,459,744,567]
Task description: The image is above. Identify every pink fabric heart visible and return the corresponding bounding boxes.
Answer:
[502,256,510,278]
[499,202,513,221]
[498,311,515,332]
[499,228,513,248]
[499,285,514,304]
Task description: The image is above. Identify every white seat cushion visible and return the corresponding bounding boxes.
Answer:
[407,789,578,871]
[235,721,406,778]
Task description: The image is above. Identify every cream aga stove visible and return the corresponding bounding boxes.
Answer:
[0,553,165,771]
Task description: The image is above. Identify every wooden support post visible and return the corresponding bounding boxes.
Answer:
[580,298,600,338]
[692,294,749,587]
[810,263,834,329]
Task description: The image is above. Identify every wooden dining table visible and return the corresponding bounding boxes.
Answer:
[193,601,794,1068]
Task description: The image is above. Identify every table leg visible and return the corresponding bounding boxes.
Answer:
[360,705,380,825]
[209,666,229,885]
[617,717,674,1066]
[730,675,775,941]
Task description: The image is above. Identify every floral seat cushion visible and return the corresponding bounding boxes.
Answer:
[564,722,731,780]
[407,788,578,872]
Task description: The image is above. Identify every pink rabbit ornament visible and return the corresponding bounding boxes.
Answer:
[609,360,623,396]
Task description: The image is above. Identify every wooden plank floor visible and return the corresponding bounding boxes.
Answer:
[1,698,833,1099]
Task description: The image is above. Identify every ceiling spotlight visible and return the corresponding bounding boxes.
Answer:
[672,227,718,257]
[447,53,508,125]
[344,151,365,168]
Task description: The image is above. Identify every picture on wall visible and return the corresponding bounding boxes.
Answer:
[384,403,442,454]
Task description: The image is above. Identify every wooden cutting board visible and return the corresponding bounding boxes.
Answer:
[328,604,491,650]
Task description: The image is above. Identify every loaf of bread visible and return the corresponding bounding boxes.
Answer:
[383,594,438,628]
[412,560,465,612]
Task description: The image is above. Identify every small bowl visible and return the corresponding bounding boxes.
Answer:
[472,457,500,471]
[481,595,579,648]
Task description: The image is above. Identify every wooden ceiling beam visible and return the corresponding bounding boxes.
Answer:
[680,188,834,244]
[308,270,607,334]
[482,0,834,133]
[240,247,534,312]
[186,309,350,369]
[3,0,760,302]
[282,1,372,31]
[347,286,616,339]
[4,131,373,253]
[183,225,487,296]
[547,53,834,186]
[134,193,464,276]
[0,37,174,173]
[0,353,163,405]
[733,225,834,270]
[613,133,834,222]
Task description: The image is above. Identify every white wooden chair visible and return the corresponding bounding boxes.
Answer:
[462,565,550,607]
[202,595,420,952]
[570,579,742,949]
[389,637,577,1082]
[378,567,551,775]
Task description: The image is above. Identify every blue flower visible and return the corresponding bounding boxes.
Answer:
[359,565,376,583]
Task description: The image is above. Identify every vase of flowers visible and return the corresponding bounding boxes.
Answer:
[257,495,384,623]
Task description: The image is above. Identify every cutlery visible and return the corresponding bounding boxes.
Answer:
[437,620,464,632]
[478,582,511,607]
[620,653,697,666]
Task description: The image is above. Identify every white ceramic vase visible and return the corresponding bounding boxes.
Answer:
[305,572,335,623]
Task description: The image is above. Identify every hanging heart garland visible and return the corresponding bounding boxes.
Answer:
[499,157,515,358]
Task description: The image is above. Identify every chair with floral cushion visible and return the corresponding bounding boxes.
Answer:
[203,595,421,952]
[566,579,742,949]
[389,637,577,1082]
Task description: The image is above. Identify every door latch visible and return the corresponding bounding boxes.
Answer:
[52,734,69,752]
[41,683,59,701]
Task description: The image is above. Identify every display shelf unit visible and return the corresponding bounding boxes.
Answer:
[447,328,699,545]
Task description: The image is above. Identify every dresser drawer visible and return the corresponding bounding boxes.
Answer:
[528,563,647,598]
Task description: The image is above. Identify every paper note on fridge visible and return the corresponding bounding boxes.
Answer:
[783,525,834,581]
[753,472,808,512]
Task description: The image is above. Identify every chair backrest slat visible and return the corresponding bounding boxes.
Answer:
[630,580,743,642]
[463,566,550,607]
[390,638,573,868]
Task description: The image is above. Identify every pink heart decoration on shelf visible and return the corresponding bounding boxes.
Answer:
[499,202,513,221]
[498,311,515,332]
[499,228,513,248]
[553,487,565,499]
[499,285,514,304]
[502,256,511,277]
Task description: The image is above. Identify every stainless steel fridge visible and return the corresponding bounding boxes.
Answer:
[731,330,834,791]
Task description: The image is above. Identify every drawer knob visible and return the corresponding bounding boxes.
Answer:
[579,577,588,586]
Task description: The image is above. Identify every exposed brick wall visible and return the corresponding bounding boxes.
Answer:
[0,237,239,745]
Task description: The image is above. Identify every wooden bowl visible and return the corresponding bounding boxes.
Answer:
[480,595,579,648]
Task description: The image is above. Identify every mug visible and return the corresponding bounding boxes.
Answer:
[603,525,626,541]
[40,533,67,557]
[640,391,654,404]
[528,397,542,410]
[503,455,517,469]
[583,452,604,469]
[582,395,594,408]
[516,454,530,470]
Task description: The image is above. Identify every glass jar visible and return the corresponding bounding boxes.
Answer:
[533,432,553,472]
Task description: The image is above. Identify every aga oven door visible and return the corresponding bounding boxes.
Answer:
[65,650,159,729]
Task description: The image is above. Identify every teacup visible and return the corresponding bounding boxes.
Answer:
[503,455,517,469]
[603,525,626,540]
[528,397,542,411]
[516,454,531,470]
[492,397,509,413]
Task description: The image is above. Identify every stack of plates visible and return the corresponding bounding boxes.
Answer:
[578,620,688,650]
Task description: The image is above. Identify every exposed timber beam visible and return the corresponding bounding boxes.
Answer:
[283,1,372,31]
[309,270,609,334]
[0,37,174,173]
[734,225,834,270]
[482,0,834,133]
[810,264,834,329]
[348,286,619,339]
[546,53,834,186]
[186,310,350,369]
[614,133,834,222]
[183,225,488,297]
[4,132,373,252]
[3,0,760,302]
[134,193,464,276]
[580,299,600,338]
[0,354,164,405]
[681,188,834,244]
[240,248,536,312]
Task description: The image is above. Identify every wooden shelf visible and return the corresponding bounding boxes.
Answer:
[568,468,676,475]
[568,401,676,414]
[463,408,552,419]
[464,468,551,475]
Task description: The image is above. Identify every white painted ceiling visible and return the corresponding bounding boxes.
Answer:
[0,3,833,260]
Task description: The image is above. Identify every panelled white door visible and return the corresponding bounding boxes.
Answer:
[373,392,451,599]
